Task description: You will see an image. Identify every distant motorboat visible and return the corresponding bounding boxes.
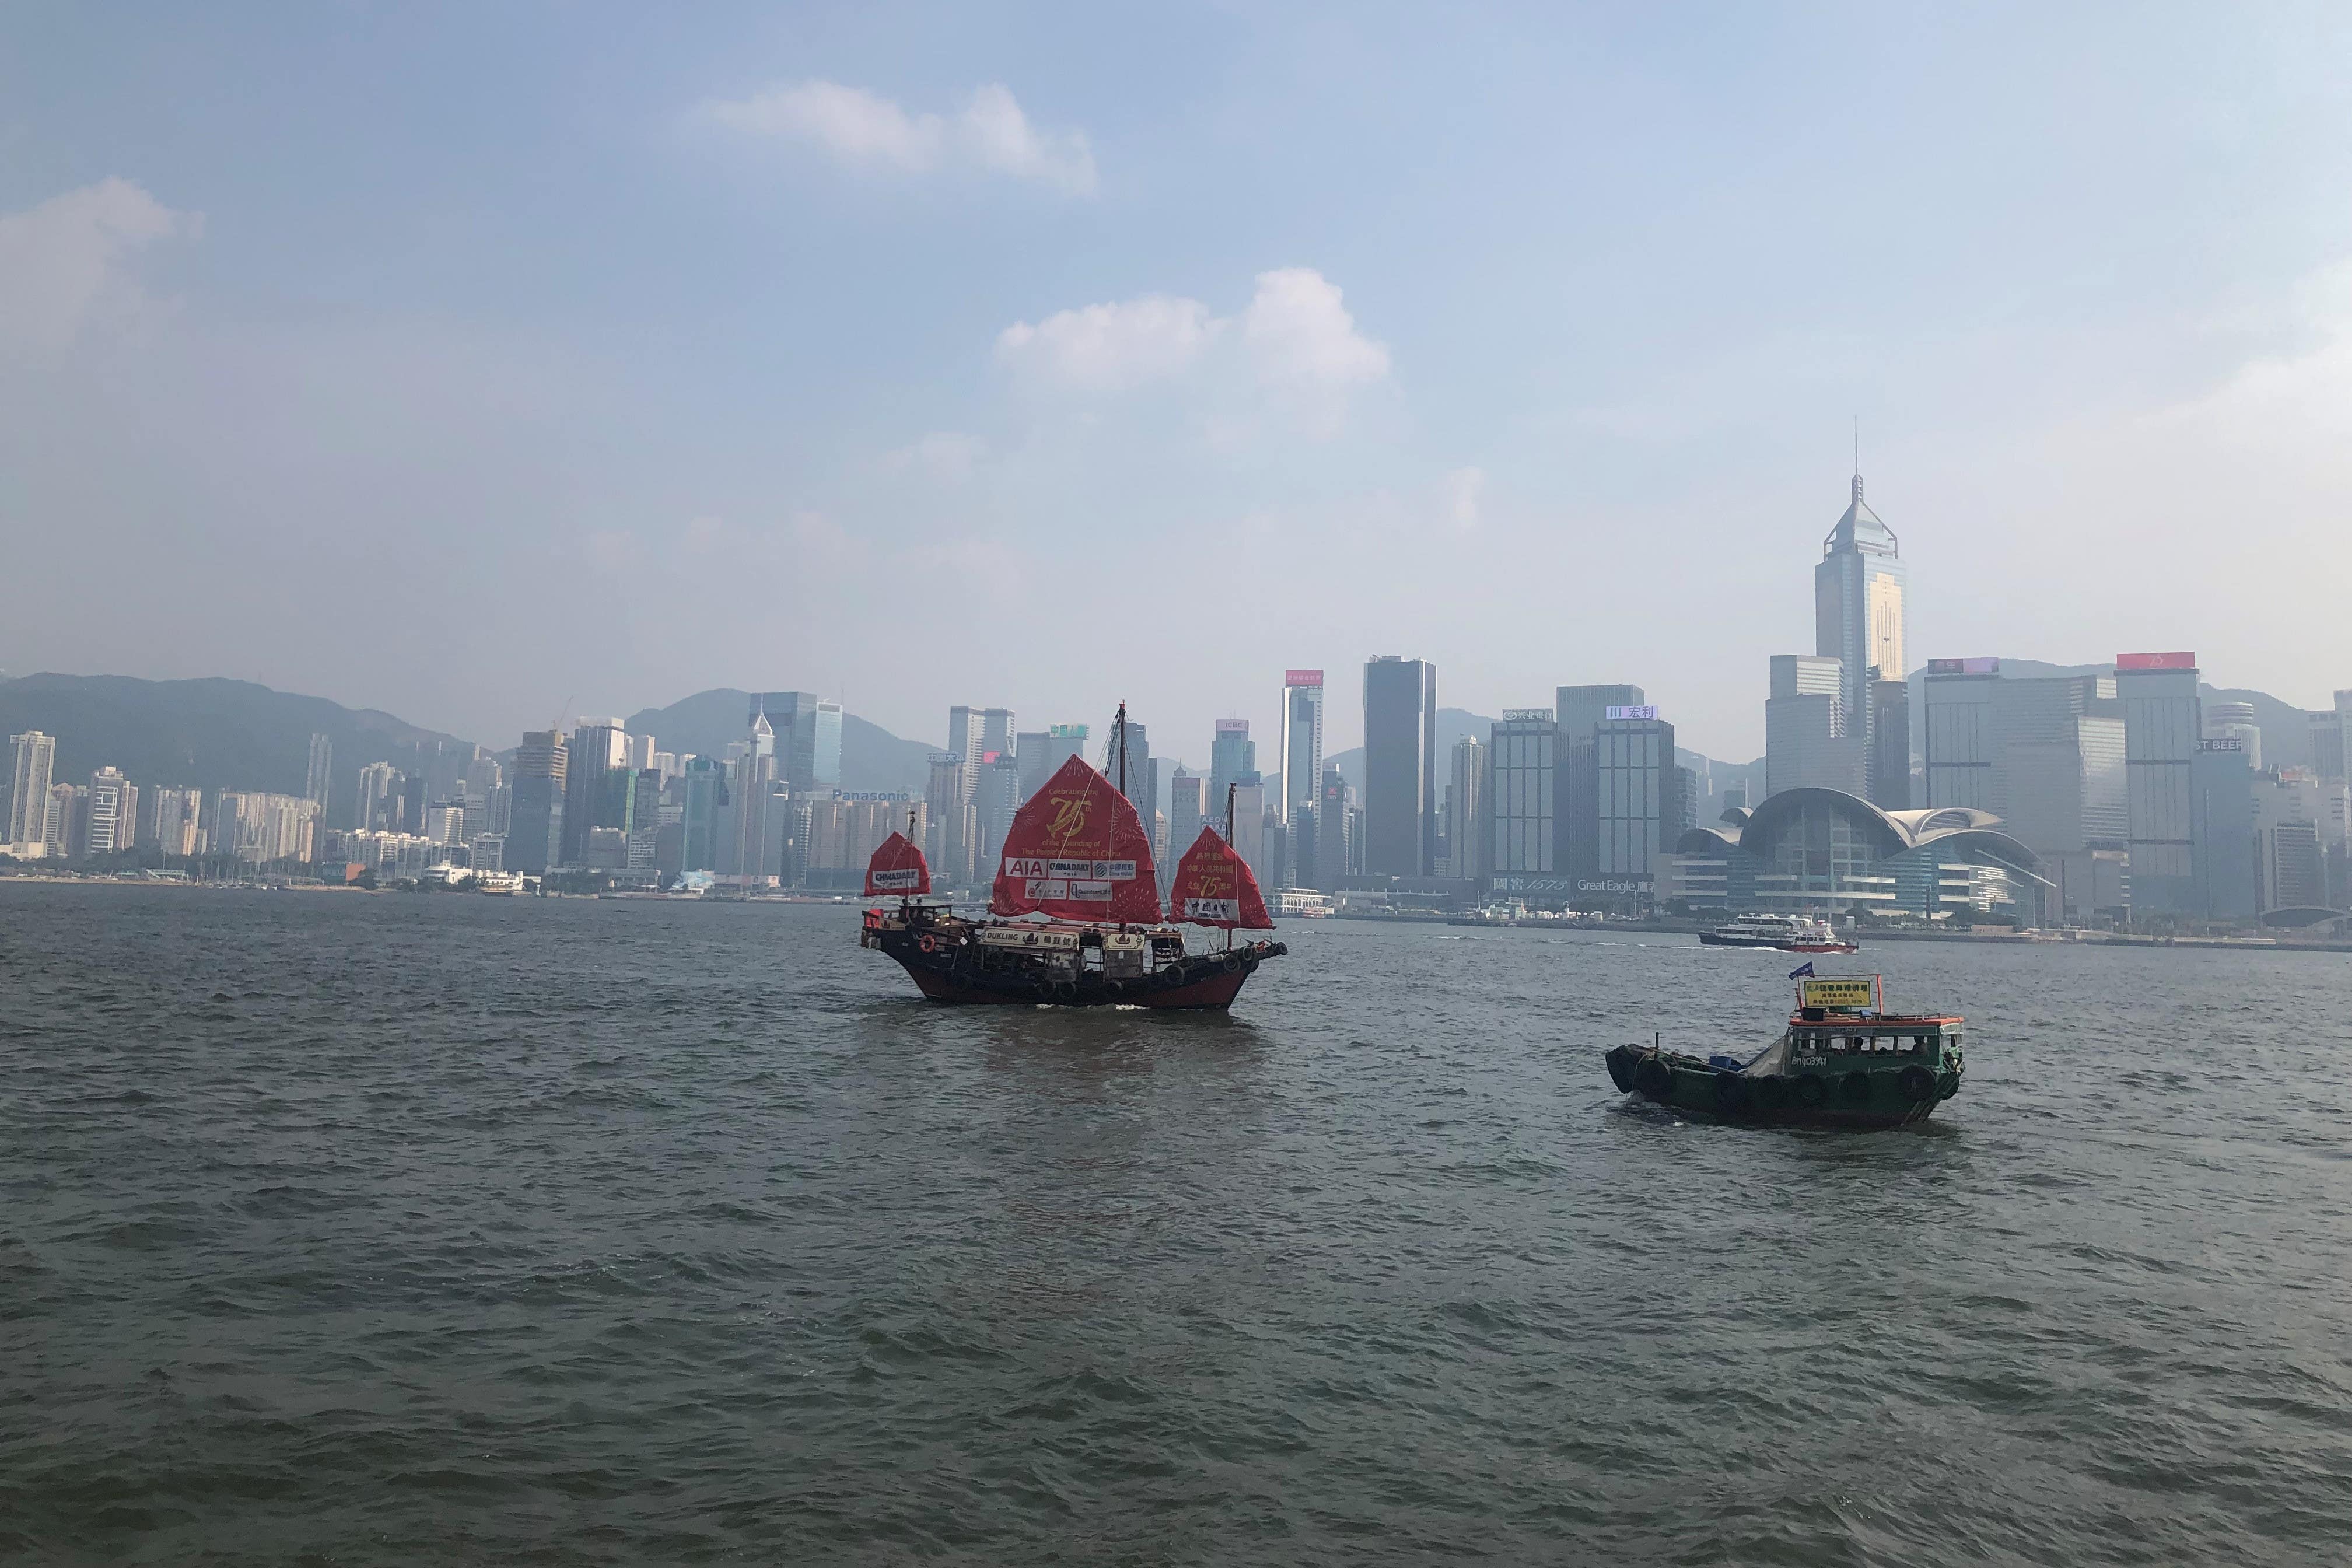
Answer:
[1697,912,1859,954]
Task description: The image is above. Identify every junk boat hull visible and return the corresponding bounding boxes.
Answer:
[863,908,1283,1009]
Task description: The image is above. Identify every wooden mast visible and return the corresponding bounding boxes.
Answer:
[1224,781,1237,953]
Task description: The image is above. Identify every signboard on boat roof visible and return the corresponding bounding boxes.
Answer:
[1800,977,1877,1010]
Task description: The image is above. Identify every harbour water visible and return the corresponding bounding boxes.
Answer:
[6,884,2351,1563]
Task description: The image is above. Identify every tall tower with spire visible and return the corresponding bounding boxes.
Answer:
[1814,469,1908,802]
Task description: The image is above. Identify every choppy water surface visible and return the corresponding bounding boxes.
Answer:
[5,885,2351,1563]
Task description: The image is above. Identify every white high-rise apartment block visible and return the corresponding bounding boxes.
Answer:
[355,761,400,832]
[8,730,57,855]
[1279,671,1325,825]
[148,788,200,856]
[215,793,321,864]
[84,768,133,857]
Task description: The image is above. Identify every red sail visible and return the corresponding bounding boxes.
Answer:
[1167,825,1273,929]
[864,831,931,897]
[989,753,1162,923]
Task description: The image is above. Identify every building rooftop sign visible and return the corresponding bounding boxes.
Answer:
[1502,709,1556,723]
[1216,720,1250,734]
[1926,657,2000,676]
[2197,737,2244,753]
[1284,669,1324,686]
[1604,705,1661,722]
[1048,724,1089,738]
[2117,651,2197,671]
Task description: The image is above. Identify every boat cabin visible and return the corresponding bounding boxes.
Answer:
[1786,1014,1961,1063]
[1785,975,1961,1065]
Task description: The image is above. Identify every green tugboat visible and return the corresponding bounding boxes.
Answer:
[1605,974,1963,1130]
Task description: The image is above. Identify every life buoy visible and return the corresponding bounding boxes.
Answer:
[1633,1059,1674,1099]
[1840,1071,1874,1105]
[1897,1065,1936,1101]
[1713,1073,1749,1111]
[919,934,938,954]
[1794,1076,1827,1108]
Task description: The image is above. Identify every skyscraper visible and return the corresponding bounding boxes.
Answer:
[2191,738,2258,921]
[1016,725,1087,804]
[1555,685,1645,744]
[1363,656,1437,877]
[507,730,568,873]
[84,768,132,858]
[1923,658,2000,808]
[732,711,777,883]
[355,761,402,832]
[751,693,842,793]
[925,750,974,886]
[1815,473,1907,799]
[1315,765,1353,892]
[7,730,55,855]
[1489,710,1558,888]
[975,754,1023,867]
[1870,678,1912,808]
[1595,708,1676,907]
[305,733,332,818]
[2308,699,2346,784]
[1167,766,1205,881]
[679,755,729,873]
[1449,735,1485,886]
[1208,721,1256,824]
[1764,654,1863,798]
[562,718,628,865]
[2205,701,2263,771]
[2117,652,2201,918]
[1280,671,1325,827]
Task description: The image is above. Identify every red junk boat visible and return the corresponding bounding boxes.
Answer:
[859,705,1287,1008]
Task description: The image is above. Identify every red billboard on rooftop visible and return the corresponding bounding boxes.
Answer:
[2116,651,2197,671]
[1284,669,1324,687]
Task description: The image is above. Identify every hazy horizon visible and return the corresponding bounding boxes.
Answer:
[9,5,2352,761]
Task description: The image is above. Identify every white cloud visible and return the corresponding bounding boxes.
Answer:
[995,267,1391,434]
[996,295,1218,390]
[0,178,197,350]
[1240,267,1391,391]
[702,79,1095,194]
[957,85,1095,192]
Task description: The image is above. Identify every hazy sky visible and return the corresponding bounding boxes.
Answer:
[6,4,2352,764]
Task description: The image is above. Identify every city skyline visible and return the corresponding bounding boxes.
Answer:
[10,9,2352,757]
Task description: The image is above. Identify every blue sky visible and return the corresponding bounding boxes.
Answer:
[6,3,2352,763]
